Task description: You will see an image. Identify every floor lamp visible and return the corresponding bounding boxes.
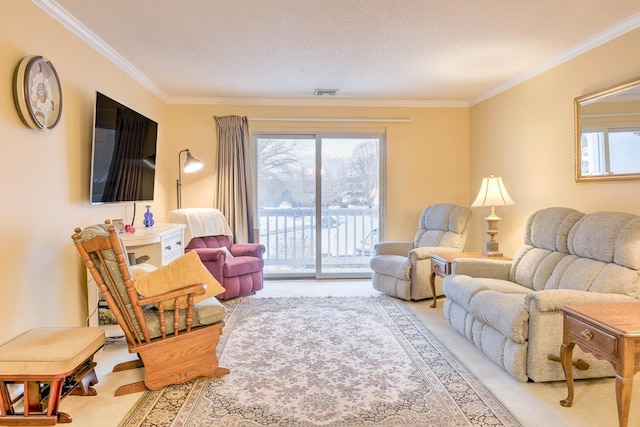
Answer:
[471,174,515,257]
[176,149,203,209]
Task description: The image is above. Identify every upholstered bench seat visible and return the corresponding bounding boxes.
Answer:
[0,327,105,425]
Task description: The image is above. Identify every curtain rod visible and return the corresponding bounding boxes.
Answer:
[248,117,412,123]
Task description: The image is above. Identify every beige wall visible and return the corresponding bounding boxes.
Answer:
[469,27,640,257]
[0,2,166,344]
[163,105,469,240]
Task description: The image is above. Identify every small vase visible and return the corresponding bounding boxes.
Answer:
[143,205,155,227]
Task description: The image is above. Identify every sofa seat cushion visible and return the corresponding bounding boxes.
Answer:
[143,296,226,339]
[469,291,529,343]
[442,275,489,311]
[478,278,532,295]
[370,255,411,280]
[223,256,264,278]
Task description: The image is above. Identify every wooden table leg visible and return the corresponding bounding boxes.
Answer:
[430,271,437,308]
[615,374,633,427]
[560,341,575,407]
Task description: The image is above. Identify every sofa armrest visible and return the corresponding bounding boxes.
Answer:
[451,258,511,279]
[525,289,638,313]
[374,241,413,256]
[188,247,226,263]
[410,246,459,262]
[230,243,265,258]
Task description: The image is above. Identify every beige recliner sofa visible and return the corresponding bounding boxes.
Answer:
[442,207,640,382]
[370,203,472,301]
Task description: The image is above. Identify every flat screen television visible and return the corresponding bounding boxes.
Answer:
[89,91,158,204]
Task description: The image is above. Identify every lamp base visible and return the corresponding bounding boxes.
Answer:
[482,238,502,257]
[482,250,504,257]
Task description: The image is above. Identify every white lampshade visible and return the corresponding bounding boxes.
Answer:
[183,151,203,173]
[471,175,515,208]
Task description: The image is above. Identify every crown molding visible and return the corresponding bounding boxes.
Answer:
[470,12,640,106]
[34,0,169,101]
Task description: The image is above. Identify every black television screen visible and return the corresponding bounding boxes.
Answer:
[90,92,158,204]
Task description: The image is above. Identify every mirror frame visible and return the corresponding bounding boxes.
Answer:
[575,76,640,182]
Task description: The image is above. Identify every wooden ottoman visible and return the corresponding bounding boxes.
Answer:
[0,327,105,425]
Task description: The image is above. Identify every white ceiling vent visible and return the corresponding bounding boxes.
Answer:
[314,89,339,96]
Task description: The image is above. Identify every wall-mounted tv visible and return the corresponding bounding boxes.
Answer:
[90,91,158,204]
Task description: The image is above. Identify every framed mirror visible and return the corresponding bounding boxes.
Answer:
[575,76,640,182]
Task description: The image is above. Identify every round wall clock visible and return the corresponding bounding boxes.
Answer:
[13,55,62,131]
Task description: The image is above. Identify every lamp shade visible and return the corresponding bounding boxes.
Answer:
[183,151,203,173]
[471,175,515,207]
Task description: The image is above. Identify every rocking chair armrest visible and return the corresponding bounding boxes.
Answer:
[137,283,208,306]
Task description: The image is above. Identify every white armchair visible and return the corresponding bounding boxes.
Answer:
[370,204,472,301]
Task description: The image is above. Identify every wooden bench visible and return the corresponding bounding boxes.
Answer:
[0,327,105,425]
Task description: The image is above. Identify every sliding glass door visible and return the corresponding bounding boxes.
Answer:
[256,133,383,278]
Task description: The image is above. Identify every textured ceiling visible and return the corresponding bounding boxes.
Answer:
[43,0,640,105]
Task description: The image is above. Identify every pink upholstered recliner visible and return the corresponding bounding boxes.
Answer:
[169,208,265,300]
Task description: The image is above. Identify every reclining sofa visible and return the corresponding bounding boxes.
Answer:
[442,207,640,382]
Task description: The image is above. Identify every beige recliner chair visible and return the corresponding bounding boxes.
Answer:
[370,203,472,301]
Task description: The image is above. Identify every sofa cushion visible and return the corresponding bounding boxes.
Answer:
[414,204,470,249]
[568,212,640,269]
[143,296,226,339]
[477,278,531,294]
[442,275,489,311]
[134,251,225,308]
[188,235,232,250]
[223,256,265,278]
[469,291,529,343]
[524,207,583,252]
[369,255,411,280]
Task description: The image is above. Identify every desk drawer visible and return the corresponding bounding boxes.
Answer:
[431,256,450,275]
[567,316,617,358]
[162,233,184,264]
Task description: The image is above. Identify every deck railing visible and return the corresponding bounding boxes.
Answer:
[258,207,378,274]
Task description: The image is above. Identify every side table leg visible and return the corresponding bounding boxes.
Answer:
[430,272,437,308]
[560,341,576,407]
[615,374,633,427]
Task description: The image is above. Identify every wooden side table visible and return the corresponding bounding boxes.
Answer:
[560,302,640,427]
[429,251,511,308]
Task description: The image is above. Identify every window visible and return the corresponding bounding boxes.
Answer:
[580,127,640,176]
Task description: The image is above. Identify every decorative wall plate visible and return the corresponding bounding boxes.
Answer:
[13,55,62,131]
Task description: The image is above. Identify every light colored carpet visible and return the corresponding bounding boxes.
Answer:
[119,297,522,426]
[57,280,640,426]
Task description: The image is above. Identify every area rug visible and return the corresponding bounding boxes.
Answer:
[120,297,522,426]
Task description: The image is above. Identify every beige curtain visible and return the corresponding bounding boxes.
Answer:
[213,115,255,243]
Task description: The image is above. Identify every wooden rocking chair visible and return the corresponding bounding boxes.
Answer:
[71,222,229,396]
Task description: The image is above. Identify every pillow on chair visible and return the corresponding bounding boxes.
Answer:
[134,251,225,309]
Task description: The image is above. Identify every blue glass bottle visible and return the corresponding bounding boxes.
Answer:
[143,205,155,227]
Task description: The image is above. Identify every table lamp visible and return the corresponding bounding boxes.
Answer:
[471,174,515,257]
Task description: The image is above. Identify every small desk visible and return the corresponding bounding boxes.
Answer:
[560,302,640,427]
[429,251,511,308]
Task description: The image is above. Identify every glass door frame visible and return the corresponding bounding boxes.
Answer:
[253,131,386,279]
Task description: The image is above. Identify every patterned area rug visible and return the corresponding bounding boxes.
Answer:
[120,297,522,426]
